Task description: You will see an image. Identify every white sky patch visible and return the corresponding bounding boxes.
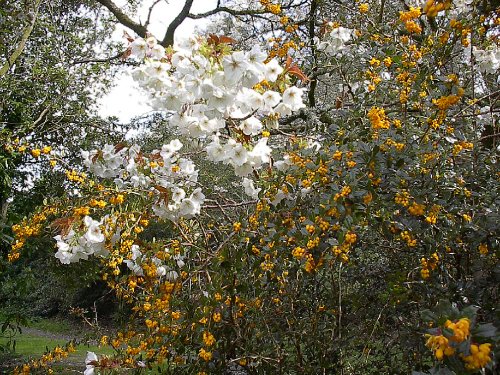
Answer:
[98,0,218,123]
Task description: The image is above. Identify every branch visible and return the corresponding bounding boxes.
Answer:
[73,51,130,65]
[307,0,318,108]
[161,0,195,47]
[187,6,266,19]
[203,200,257,209]
[144,0,162,29]
[94,0,149,39]
[0,0,41,79]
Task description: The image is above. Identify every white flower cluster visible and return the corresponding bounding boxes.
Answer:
[82,139,204,221]
[84,351,145,375]
[129,35,306,188]
[473,45,500,75]
[316,26,354,56]
[451,0,473,16]
[84,351,98,375]
[52,140,204,264]
[54,216,112,264]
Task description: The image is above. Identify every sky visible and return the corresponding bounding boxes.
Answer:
[98,0,218,123]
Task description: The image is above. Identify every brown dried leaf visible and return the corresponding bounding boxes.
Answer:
[288,64,310,83]
[154,185,170,194]
[51,216,76,236]
[219,35,236,44]
[114,142,127,152]
[123,30,135,43]
[208,34,219,45]
[122,48,132,60]
[91,150,102,163]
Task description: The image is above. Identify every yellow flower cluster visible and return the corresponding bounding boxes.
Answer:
[405,21,422,34]
[344,232,357,245]
[13,343,76,374]
[478,243,488,255]
[462,343,493,370]
[306,236,320,249]
[291,245,304,259]
[202,331,216,347]
[426,317,492,369]
[452,141,473,156]
[212,312,222,322]
[304,253,322,273]
[408,201,425,216]
[432,93,462,111]
[90,199,107,208]
[401,230,417,247]
[316,216,329,231]
[334,185,351,201]
[395,190,410,206]
[399,7,421,22]
[10,207,57,261]
[399,7,422,34]
[5,139,52,158]
[423,0,451,18]
[359,3,369,13]
[368,107,390,130]
[426,334,455,360]
[269,39,298,58]
[109,193,125,205]
[425,205,440,225]
[385,138,405,151]
[73,206,90,216]
[65,169,87,184]
[445,318,470,343]
[268,4,281,15]
[420,252,439,278]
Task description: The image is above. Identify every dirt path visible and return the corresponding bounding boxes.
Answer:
[18,326,78,342]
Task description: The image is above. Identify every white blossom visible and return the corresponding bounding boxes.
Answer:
[242,178,261,198]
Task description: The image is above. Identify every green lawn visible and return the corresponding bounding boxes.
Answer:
[0,334,112,357]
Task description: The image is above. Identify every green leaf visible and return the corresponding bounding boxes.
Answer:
[472,323,497,339]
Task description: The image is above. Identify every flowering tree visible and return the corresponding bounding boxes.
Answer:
[5,0,500,374]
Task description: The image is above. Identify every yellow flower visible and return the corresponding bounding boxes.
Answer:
[478,243,488,255]
[359,3,369,13]
[199,348,213,361]
[203,331,216,347]
[212,312,222,322]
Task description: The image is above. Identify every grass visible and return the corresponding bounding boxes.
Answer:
[28,317,76,335]
[0,334,113,357]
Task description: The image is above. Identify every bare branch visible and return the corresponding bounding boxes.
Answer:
[187,6,266,19]
[94,0,150,39]
[73,51,138,66]
[307,0,318,108]
[145,0,162,29]
[161,0,195,47]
